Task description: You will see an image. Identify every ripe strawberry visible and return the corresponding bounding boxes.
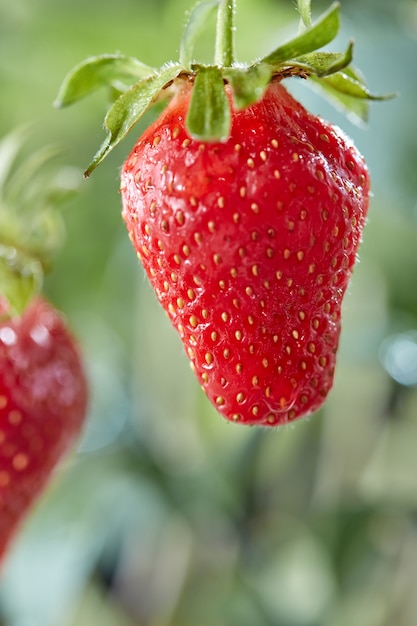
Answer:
[56,0,389,425]
[0,297,88,562]
[120,80,369,425]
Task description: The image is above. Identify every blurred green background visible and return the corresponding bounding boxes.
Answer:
[1,0,417,624]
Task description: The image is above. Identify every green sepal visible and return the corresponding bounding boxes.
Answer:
[54,54,155,108]
[224,64,272,109]
[0,246,43,317]
[84,63,183,177]
[292,41,353,77]
[261,2,340,66]
[310,66,396,123]
[180,0,219,68]
[186,65,230,141]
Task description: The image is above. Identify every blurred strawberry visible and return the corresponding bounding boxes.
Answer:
[0,297,87,561]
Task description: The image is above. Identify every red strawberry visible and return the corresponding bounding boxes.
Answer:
[120,80,369,426]
[0,297,88,562]
[56,0,389,425]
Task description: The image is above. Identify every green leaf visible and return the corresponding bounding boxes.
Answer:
[0,246,43,317]
[293,41,353,77]
[186,65,231,141]
[84,63,183,177]
[224,64,272,109]
[180,0,219,68]
[0,127,29,192]
[261,2,340,66]
[54,54,155,108]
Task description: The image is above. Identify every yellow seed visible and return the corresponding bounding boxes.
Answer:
[12,452,28,471]
[235,330,243,341]
[245,286,253,296]
[262,357,269,368]
[177,298,184,309]
[284,249,290,260]
[187,288,195,300]
[265,386,271,398]
[213,253,222,265]
[251,265,259,276]
[217,196,225,208]
[189,315,198,328]
[247,157,255,168]
[297,251,304,261]
[252,375,259,386]
[223,348,230,359]
[221,312,229,322]
[239,186,246,197]
[292,330,299,340]
[251,202,260,214]
[194,232,202,245]
[236,363,243,374]
[236,392,245,404]
[260,150,267,161]
[271,139,279,148]
[176,211,185,226]
[202,372,209,384]
[183,245,190,256]
[252,405,259,416]
[216,396,225,406]
[308,342,316,353]
[298,311,306,321]
[230,267,238,278]
[205,352,214,365]
[208,220,216,232]
[211,331,218,342]
[0,471,10,487]
[202,309,209,319]
[174,254,181,265]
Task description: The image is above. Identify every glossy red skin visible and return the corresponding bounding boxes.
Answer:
[121,80,370,426]
[0,298,87,561]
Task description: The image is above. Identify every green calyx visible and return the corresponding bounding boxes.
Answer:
[55,0,394,177]
[0,129,80,317]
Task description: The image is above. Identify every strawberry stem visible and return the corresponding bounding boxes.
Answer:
[215,0,236,67]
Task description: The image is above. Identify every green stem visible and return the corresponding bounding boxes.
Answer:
[214,0,236,67]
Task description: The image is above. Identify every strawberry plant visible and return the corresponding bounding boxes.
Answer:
[56,0,390,426]
[0,131,88,563]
